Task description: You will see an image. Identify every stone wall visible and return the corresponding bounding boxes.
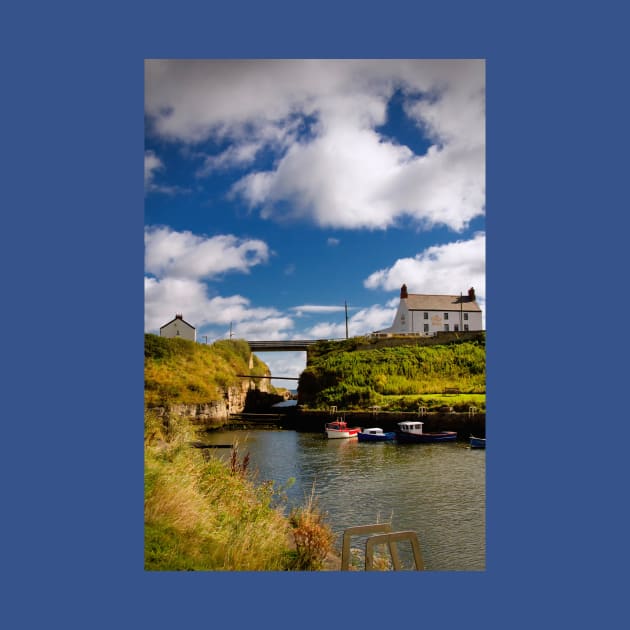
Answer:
[354,330,485,351]
[288,409,485,437]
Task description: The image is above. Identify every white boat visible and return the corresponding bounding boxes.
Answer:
[325,419,361,439]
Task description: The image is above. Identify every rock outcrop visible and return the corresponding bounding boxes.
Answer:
[148,379,275,426]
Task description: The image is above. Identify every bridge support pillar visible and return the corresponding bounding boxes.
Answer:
[249,352,254,369]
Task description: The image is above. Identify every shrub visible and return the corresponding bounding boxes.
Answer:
[288,483,336,571]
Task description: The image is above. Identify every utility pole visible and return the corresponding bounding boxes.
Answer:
[345,301,349,339]
[460,292,463,332]
[229,322,233,339]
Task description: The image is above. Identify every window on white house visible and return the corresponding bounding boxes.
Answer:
[454,324,459,331]
[464,313,469,320]
[423,324,429,332]
[444,324,449,331]
[424,312,428,319]
[444,313,449,320]
[464,324,469,331]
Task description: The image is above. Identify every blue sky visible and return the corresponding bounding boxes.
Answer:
[144,60,485,383]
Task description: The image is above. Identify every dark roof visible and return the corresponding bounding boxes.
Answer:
[405,294,481,312]
[159,315,196,330]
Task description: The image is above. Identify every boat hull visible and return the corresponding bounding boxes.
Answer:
[326,429,360,439]
[325,420,361,439]
[357,431,396,442]
[469,436,486,449]
[396,431,458,443]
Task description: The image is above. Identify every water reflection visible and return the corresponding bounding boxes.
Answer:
[201,428,485,571]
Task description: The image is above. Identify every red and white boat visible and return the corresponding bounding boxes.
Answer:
[325,419,361,439]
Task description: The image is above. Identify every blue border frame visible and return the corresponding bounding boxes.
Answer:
[4,1,625,628]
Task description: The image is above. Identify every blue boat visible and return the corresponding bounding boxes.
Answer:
[357,427,396,442]
[396,421,457,443]
[469,436,486,449]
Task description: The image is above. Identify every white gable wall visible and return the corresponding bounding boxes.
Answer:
[384,300,411,333]
[160,319,196,342]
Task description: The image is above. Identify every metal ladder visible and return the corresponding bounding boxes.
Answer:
[341,523,424,571]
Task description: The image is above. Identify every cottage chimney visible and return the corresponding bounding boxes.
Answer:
[400,284,408,299]
[176,313,183,319]
[468,288,476,301]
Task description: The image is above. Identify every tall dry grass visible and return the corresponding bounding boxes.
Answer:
[288,482,336,570]
[144,412,335,571]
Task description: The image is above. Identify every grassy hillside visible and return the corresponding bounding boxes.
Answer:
[145,412,335,570]
[144,334,272,407]
[299,334,485,411]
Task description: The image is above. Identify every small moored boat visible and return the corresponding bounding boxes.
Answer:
[396,421,457,443]
[469,435,486,449]
[325,419,361,439]
[357,427,396,442]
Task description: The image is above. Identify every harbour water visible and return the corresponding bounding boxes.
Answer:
[200,428,486,571]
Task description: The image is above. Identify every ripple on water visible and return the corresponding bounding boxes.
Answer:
[201,429,485,570]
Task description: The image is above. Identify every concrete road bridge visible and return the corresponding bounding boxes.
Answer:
[246,339,323,352]
[244,339,330,379]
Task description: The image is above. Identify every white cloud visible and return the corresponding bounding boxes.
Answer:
[304,304,397,339]
[363,232,486,323]
[145,226,269,279]
[145,150,163,188]
[145,150,188,195]
[144,226,281,333]
[145,59,485,231]
[253,351,307,386]
[290,304,347,315]
[144,276,285,333]
[230,317,295,340]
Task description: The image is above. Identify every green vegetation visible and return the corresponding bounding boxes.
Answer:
[144,411,336,570]
[144,334,337,570]
[144,334,271,406]
[299,335,485,411]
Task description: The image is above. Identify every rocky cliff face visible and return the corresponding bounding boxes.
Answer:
[148,378,273,426]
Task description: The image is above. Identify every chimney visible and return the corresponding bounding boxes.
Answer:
[467,288,476,301]
[400,284,408,299]
[176,313,183,319]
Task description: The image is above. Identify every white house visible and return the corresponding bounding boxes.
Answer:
[159,314,196,342]
[376,285,483,336]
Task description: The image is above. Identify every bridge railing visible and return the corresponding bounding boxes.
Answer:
[247,339,323,351]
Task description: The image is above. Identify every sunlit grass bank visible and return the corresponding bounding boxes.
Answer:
[299,336,486,410]
[144,412,335,571]
[144,335,271,407]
